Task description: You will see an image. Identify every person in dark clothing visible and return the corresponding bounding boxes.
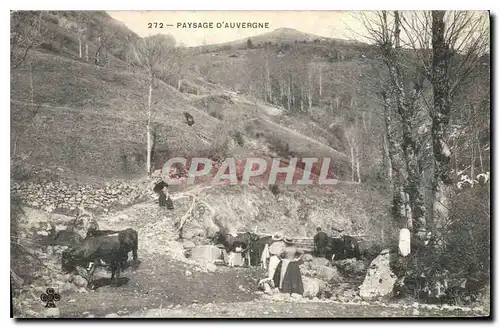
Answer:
[314,227,329,258]
[154,180,174,210]
[272,247,304,295]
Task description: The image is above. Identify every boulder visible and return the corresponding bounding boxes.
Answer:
[72,275,88,288]
[333,259,367,276]
[316,265,341,282]
[359,250,397,301]
[190,245,222,262]
[302,276,322,298]
[311,257,330,269]
[205,263,217,272]
[399,228,411,257]
[61,282,77,293]
[182,240,196,249]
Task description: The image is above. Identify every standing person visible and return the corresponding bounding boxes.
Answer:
[272,247,304,295]
[314,227,329,258]
[154,180,174,210]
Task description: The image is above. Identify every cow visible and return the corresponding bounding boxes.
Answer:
[62,228,139,288]
[325,235,361,261]
[85,228,139,267]
[212,231,252,266]
[247,234,273,267]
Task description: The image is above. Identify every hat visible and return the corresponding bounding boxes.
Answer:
[283,237,293,244]
[272,233,283,241]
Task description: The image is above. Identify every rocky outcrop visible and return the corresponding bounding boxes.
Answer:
[359,249,397,301]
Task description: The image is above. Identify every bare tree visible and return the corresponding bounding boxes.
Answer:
[397,10,489,232]
[360,11,427,231]
[10,11,43,69]
[131,34,176,175]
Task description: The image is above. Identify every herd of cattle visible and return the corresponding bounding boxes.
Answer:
[211,231,362,265]
[51,217,361,290]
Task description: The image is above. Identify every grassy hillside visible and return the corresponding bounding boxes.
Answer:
[11,12,363,181]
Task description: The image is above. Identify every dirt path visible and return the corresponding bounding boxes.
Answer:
[57,253,263,318]
[126,300,487,318]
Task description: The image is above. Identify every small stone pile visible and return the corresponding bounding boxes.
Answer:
[11,180,150,215]
[298,254,368,301]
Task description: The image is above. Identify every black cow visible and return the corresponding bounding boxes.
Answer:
[247,234,273,267]
[325,235,361,261]
[62,228,139,288]
[86,228,139,267]
[212,231,252,266]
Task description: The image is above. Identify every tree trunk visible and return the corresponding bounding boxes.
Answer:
[380,12,426,234]
[146,73,153,175]
[78,36,82,59]
[382,90,410,229]
[177,78,182,91]
[431,11,452,184]
[429,11,453,237]
[355,146,361,183]
[350,145,355,182]
[266,59,271,102]
[29,62,34,104]
[85,42,88,62]
[394,11,401,49]
[383,121,392,181]
[477,131,484,173]
[287,81,291,111]
[470,142,475,184]
[319,66,322,97]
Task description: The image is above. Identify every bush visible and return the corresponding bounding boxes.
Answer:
[269,184,280,196]
[233,131,244,146]
[392,183,491,305]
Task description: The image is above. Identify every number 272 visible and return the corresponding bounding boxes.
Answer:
[148,22,164,28]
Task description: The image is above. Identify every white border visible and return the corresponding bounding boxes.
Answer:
[2,1,497,327]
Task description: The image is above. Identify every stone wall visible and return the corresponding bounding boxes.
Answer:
[10,179,153,216]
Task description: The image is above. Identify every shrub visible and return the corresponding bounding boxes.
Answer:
[233,131,244,146]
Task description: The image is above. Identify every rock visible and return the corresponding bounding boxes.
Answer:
[399,228,411,257]
[185,270,192,277]
[302,254,314,262]
[61,282,77,293]
[302,276,321,298]
[291,293,302,300]
[190,246,222,262]
[317,265,341,282]
[311,257,330,269]
[412,309,420,316]
[183,229,204,240]
[182,240,196,249]
[43,307,60,318]
[25,309,38,317]
[36,230,48,236]
[333,259,367,276]
[105,313,120,318]
[78,287,88,293]
[359,251,397,301]
[205,263,217,272]
[72,275,88,288]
